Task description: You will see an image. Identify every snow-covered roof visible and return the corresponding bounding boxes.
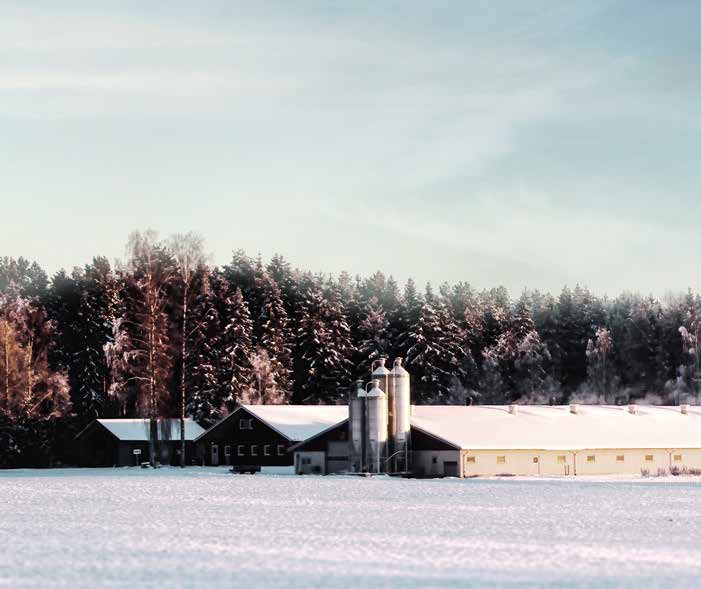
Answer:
[241,405,349,441]
[97,419,205,442]
[410,405,701,450]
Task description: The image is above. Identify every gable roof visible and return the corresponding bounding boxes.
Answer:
[410,405,701,451]
[90,418,205,442]
[242,405,348,441]
[289,419,350,452]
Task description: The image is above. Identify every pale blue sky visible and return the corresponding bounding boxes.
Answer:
[1,1,699,295]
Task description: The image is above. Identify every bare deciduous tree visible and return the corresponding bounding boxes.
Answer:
[169,232,207,467]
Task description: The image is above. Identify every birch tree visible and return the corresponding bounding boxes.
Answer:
[169,232,207,467]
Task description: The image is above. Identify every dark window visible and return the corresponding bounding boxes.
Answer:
[251,445,258,456]
[277,445,286,456]
[432,456,437,464]
[239,419,253,430]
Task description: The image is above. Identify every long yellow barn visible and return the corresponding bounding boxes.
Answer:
[409,404,701,477]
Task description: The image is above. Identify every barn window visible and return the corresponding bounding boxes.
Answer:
[224,445,231,457]
[674,454,683,462]
[277,445,286,456]
[616,455,625,462]
[465,456,475,463]
[496,456,506,464]
[645,455,654,462]
[251,445,258,456]
[239,419,253,430]
[302,457,311,465]
[237,445,245,456]
[587,455,596,463]
[264,445,271,456]
[432,456,437,464]
[557,456,566,464]
[532,457,539,464]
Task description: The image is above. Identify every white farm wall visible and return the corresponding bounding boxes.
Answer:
[459,448,701,477]
[295,451,326,475]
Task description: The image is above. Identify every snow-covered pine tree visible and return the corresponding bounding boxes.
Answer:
[220,287,254,411]
[72,258,119,419]
[185,271,224,426]
[402,289,468,404]
[356,297,391,373]
[257,276,292,402]
[295,287,354,404]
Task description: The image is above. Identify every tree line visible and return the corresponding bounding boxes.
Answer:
[1,229,700,466]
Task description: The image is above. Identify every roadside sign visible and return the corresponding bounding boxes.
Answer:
[133,449,141,455]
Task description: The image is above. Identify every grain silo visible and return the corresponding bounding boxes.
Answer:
[371,357,392,459]
[348,379,366,473]
[366,379,388,473]
[389,358,411,472]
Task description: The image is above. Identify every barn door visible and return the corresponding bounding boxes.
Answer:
[211,444,219,466]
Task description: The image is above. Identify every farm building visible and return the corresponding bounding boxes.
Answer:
[194,404,347,467]
[409,403,701,477]
[293,402,701,478]
[291,358,701,478]
[74,418,205,467]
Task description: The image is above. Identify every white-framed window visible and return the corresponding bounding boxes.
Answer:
[674,454,683,462]
[239,418,253,430]
[616,455,625,462]
[277,445,286,456]
[465,456,476,463]
[264,445,271,456]
[302,457,311,465]
[496,456,506,464]
[237,445,245,456]
[557,456,566,464]
[251,445,258,456]
[645,454,654,462]
[587,455,596,463]
[224,445,231,457]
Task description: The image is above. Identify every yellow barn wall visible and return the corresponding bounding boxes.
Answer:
[460,448,701,477]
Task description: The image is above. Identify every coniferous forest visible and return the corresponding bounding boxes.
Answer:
[2,229,700,467]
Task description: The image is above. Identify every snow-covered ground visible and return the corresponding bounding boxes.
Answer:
[3,469,701,588]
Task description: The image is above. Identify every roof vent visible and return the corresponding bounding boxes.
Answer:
[681,404,690,415]
[628,404,637,415]
[508,404,518,415]
[569,403,579,414]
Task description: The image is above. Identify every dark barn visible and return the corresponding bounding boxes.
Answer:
[196,405,347,468]
[75,418,205,467]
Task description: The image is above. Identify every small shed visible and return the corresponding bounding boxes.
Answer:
[291,420,351,475]
[75,418,205,467]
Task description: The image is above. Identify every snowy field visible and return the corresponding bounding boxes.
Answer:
[3,469,701,588]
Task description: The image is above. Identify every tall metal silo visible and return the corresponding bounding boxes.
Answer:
[366,379,388,473]
[348,379,366,473]
[371,357,392,457]
[390,358,411,472]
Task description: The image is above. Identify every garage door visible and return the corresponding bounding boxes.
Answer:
[444,461,458,477]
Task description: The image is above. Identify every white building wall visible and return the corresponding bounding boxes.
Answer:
[459,448,701,477]
[295,451,325,475]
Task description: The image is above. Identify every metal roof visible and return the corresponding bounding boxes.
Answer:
[409,405,701,451]
[95,418,205,442]
[241,405,348,441]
